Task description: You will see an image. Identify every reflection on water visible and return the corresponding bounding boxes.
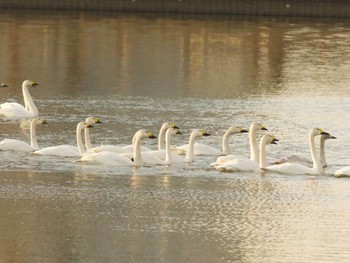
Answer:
[1,9,350,263]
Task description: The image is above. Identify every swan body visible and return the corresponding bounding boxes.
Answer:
[214,133,278,172]
[274,133,336,168]
[212,122,267,166]
[0,80,39,118]
[174,126,248,156]
[78,130,157,166]
[34,122,92,157]
[263,128,329,175]
[334,167,350,177]
[0,118,46,152]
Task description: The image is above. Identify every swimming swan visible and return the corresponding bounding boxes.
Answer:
[77,130,157,166]
[34,121,93,157]
[212,122,267,165]
[275,133,336,168]
[1,83,8,88]
[174,126,248,156]
[123,127,183,165]
[0,80,39,118]
[263,128,329,175]
[213,133,278,172]
[0,118,47,152]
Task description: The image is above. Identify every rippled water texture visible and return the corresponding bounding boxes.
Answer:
[1,10,350,262]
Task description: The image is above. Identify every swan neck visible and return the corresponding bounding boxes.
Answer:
[249,129,259,163]
[76,124,85,155]
[84,128,92,151]
[30,121,38,149]
[222,130,232,155]
[185,133,196,162]
[259,139,268,168]
[133,133,143,166]
[158,126,167,150]
[319,136,326,167]
[165,129,173,163]
[309,132,324,174]
[22,84,38,115]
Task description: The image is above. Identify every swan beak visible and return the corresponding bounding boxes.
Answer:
[1,83,8,88]
[202,131,211,136]
[85,124,93,128]
[147,132,157,139]
[175,129,182,135]
[42,120,48,125]
[170,124,179,129]
[31,82,39,87]
[94,118,102,124]
[320,131,329,136]
[240,128,249,133]
[260,126,268,131]
[271,138,279,144]
[330,135,336,139]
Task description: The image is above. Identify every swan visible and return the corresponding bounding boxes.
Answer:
[0,118,47,152]
[263,128,329,175]
[86,121,178,154]
[77,130,157,166]
[212,122,267,165]
[1,83,8,88]
[0,80,39,118]
[275,133,336,168]
[183,129,210,162]
[213,133,278,172]
[84,116,102,151]
[122,127,184,165]
[34,121,92,157]
[174,126,248,156]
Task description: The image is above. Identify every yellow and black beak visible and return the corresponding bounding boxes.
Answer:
[260,125,268,131]
[85,123,93,128]
[320,131,329,136]
[147,132,157,139]
[94,117,102,124]
[1,83,8,88]
[42,120,48,125]
[170,123,179,129]
[202,131,211,136]
[271,138,279,144]
[31,81,39,87]
[175,129,182,135]
[240,128,249,133]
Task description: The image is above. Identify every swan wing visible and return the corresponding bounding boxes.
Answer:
[211,154,249,167]
[264,162,316,175]
[0,139,35,152]
[79,151,133,166]
[91,145,128,154]
[274,154,312,166]
[215,159,259,172]
[175,142,222,156]
[34,145,79,157]
[0,102,36,118]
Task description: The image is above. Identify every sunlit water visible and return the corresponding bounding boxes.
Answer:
[1,9,350,262]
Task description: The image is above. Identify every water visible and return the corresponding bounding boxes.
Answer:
[1,9,350,262]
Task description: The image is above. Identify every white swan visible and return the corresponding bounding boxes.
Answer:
[86,121,177,154]
[84,116,102,151]
[0,118,47,152]
[77,130,157,166]
[212,122,267,165]
[34,121,92,157]
[213,133,278,172]
[275,133,336,168]
[0,80,39,118]
[174,126,248,156]
[263,128,329,175]
[123,127,184,165]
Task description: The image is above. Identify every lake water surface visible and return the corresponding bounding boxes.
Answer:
[1,9,350,263]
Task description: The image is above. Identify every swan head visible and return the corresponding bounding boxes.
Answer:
[250,122,268,132]
[85,116,102,125]
[23,80,39,88]
[227,126,248,134]
[261,133,279,145]
[161,122,179,130]
[1,83,8,88]
[191,129,210,137]
[310,128,329,137]
[135,129,157,139]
